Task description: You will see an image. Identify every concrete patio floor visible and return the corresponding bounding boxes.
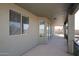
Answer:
[23,35,71,56]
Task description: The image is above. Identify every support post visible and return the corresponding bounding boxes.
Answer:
[68,14,74,54]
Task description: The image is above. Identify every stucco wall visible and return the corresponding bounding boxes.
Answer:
[0,3,39,56]
[0,4,51,56]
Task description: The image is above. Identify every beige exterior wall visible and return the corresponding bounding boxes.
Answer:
[0,4,51,56]
[0,3,39,55]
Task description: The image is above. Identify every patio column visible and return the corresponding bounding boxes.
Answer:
[68,14,75,54]
[63,24,66,39]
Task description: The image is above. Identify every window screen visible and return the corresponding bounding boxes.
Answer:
[9,10,21,35]
[22,16,29,34]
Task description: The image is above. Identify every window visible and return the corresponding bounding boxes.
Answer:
[22,16,29,34]
[9,10,21,35]
[39,20,45,37]
[46,24,51,37]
